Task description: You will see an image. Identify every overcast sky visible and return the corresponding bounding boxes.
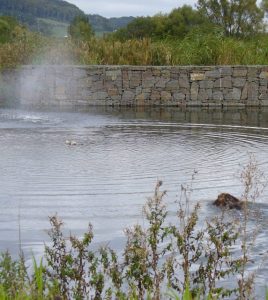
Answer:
[65,0,197,18]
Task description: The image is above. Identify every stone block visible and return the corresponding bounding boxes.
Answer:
[233,78,246,88]
[143,78,155,88]
[248,82,259,100]
[188,100,202,106]
[205,70,221,78]
[142,88,152,93]
[150,90,161,101]
[92,74,101,82]
[136,93,147,105]
[155,78,169,88]
[214,77,232,88]
[206,89,213,99]
[260,71,268,79]
[142,70,153,80]
[259,90,268,100]
[214,79,221,88]
[222,76,232,88]
[224,88,241,101]
[247,77,258,83]
[198,89,209,101]
[220,67,232,76]
[200,80,213,89]
[190,82,199,101]
[241,83,248,100]
[161,91,172,102]
[135,86,142,95]
[107,87,119,97]
[260,99,268,106]
[166,80,179,91]
[91,80,104,91]
[110,95,121,102]
[232,88,242,100]
[247,67,258,77]
[152,68,161,76]
[161,70,171,78]
[106,70,121,81]
[122,90,135,102]
[129,79,141,88]
[170,72,179,80]
[260,79,268,86]
[105,81,117,90]
[190,73,205,81]
[173,92,185,101]
[129,71,142,79]
[213,91,223,101]
[179,75,190,88]
[122,70,129,80]
[123,80,129,89]
[233,68,247,77]
[92,91,108,100]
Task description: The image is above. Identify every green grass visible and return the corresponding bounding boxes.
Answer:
[1,25,268,68]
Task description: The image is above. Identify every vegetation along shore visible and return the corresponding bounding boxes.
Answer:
[2,0,268,67]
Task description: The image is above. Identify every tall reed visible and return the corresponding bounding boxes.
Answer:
[2,31,268,68]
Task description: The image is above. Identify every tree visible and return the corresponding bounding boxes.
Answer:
[68,15,94,41]
[113,6,209,41]
[261,0,268,14]
[197,0,264,37]
[165,5,208,38]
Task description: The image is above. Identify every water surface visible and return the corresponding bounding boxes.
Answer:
[0,106,268,290]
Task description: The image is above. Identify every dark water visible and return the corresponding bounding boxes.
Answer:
[0,106,268,290]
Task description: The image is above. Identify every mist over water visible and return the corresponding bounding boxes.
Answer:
[0,106,268,291]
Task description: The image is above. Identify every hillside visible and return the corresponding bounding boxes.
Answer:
[0,0,83,23]
[0,0,134,36]
[87,14,135,34]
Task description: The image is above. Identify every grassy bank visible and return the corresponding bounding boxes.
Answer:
[0,158,267,299]
[1,31,268,68]
[70,34,268,66]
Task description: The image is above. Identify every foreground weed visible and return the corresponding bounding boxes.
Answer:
[236,154,267,300]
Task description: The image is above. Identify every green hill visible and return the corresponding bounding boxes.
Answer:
[0,0,83,35]
[0,0,134,37]
[87,14,135,34]
[0,0,83,23]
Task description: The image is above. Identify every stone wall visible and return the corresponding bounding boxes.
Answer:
[1,65,268,106]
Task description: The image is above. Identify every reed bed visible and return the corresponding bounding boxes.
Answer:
[1,32,268,68]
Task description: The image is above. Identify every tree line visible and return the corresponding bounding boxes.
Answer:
[112,0,268,41]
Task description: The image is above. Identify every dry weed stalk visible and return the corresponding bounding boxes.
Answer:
[237,154,267,299]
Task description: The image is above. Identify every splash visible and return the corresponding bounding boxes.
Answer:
[0,39,86,108]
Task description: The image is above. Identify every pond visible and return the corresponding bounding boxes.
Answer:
[0,106,268,291]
